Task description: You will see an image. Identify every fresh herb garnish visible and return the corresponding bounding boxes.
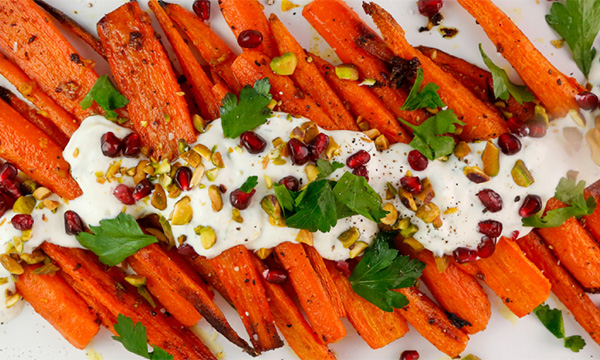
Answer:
[240,175,258,193]
[76,213,157,266]
[399,109,465,160]
[81,75,129,120]
[220,78,272,138]
[349,232,425,312]
[400,68,445,111]
[113,314,174,360]
[546,0,600,77]
[316,159,344,179]
[284,179,338,232]
[479,44,535,105]
[533,304,586,352]
[522,177,596,228]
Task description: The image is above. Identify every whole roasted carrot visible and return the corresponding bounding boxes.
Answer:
[97,2,196,160]
[582,180,600,242]
[181,251,231,302]
[303,244,346,318]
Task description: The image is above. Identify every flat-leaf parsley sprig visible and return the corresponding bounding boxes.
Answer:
[220,78,273,138]
[113,314,174,360]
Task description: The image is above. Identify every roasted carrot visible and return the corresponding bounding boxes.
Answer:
[210,245,283,353]
[97,2,196,160]
[456,0,583,118]
[518,231,600,347]
[326,261,409,349]
[164,246,214,299]
[583,180,600,243]
[275,242,346,344]
[302,244,346,318]
[364,2,508,141]
[395,287,469,358]
[212,83,230,106]
[181,250,231,302]
[231,50,338,130]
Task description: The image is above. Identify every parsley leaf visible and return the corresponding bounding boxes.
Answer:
[273,183,296,216]
[399,109,465,160]
[400,68,445,111]
[522,177,596,228]
[333,172,388,222]
[220,78,272,138]
[316,159,344,179]
[533,304,587,352]
[81,75,129,120]
[285,179,337,232]
[349,232,425,312]
[76,213,157,266]
[240,175,258,193]
[479,45,535,104]
[564,335,586,352]
[113,314,174,360]
[546,0,600,77]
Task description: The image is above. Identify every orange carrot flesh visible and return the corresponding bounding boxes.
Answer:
[269,14,358,131]
[16,263,100,349]
[209,245,283,353]
[97,2,195,160]
[182,252,231,302]
[302,244,346,318]
[164,247,214,299]
[231,50,338,130]
[275,242,346,344]
[326,261,409,349]
[0,100,81,199]
[583,180,600,243]
[456,0,583,118]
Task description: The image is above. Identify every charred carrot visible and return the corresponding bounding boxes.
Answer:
[583,180,600,242]
[275,242,346,343]
[181,250,231,302]
[302,244,346,318]
[164,246,213,299]
[231,50,338,130]
[97,2,196,160]
[456,0,583,117]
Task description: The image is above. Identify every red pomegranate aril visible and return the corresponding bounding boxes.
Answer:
[64,210,84,235]
[113,184,135,205]
[477,220,503,238]
[237,29,263,48]
[133,179,153,201]
[527,119,547,138]
[477,189,503,212]
[507,117,529,137]
[0,179,22,200]
[519,194,542,217]
[575,91,599,111]
[308,133,329,161]
[177,244,197,257]
[11,214,34,231]
[0,193,9,217]
[100,132,121,157]
[477,236,496,259]
[453,247,478,264]
[417,0,443,18]
[352,166,369,181]
[0,162,18,181]
[346,150,371,169]
[230,188,256,210]
[279,176,300,191]
[263,269,288,284]
[497,133,522,155]
[122,133,141,157]
[334,260,352,277]
[192,0,211,21]
[400,350,420,360]
[175,167,193,191]
[400,176,422,194]
[407,150,428,171]
[240,131,267,154]
[287,138,310,165]
[511,230,520,241]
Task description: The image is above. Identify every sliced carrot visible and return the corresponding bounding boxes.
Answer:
[212,83,230,107]
[209,245,283,353]
[97,2,196,160]
[302,244,346,318]
[164,246,214,299]
[231,50,338,130]
[456,0,583,117]
[582,180,600,243]
[275,242,346,344]
[182,251,231,302]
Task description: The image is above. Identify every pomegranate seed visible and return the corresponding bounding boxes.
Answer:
[230,188,256,210]
[263,269,288,284]
[175,167,193,191]
[477,189,503,213]
[477,236,496,259]
[192,0,211,21]
[497,133,522,155]
[0,162,18,181]
[507,117,529,137]
[477,220,503,238]
[334,260,352,277]
[400,350,420,360]
[100,132,121,157]
[237,29,263,48]
[417,0,443,18]
[0,179,22,200]
[352,166,369,181]
[122,133,141,157]
[0,193,9,217]
[575,91,599,111]
[177,244,197,258]
[527,120,547,138]
[308,133,329,161]
[287,139,310,165]
[64,210,84,235]
[400,176,422,194]
[133,179,153,201]
[511,230,520,241]
[113,184,135,205]
[453,247,478,264]
[240,131,267,154]
[279,176,299,191]
[346,150,371,169]
[11,214,33,231]
[519,194,542,217]
[407,150,428,171]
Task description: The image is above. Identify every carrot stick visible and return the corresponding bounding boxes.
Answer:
[97,2,196,160]
[0,0,99,121]
[364,2,508,141]
[181,250,231,302]
[209,245,283,353]
[302,244,346,318]
[269,14,358,131]
[212,83,230,107]
[0,100,81,199]
[275,242,346,344]
[231,50,337,130]
[325,261,409,349]
[164,247,214,299]
[582,180,600,243]
[0,54,79,137]
[16,263,100,349]
[456,0,583,118]
[395,287,469,358]
[518,231,600,347]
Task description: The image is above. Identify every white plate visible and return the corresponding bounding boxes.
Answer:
[0,1,599,359]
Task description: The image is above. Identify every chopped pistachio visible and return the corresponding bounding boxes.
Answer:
[13,196,36,214]
[195,226,217,249]
[403,237,424,252]
[324,137,341,159]
[137,287,156,308]
[261,195,282,223]
[400,223,419,238]
[208,185,223,212]
[43,199,60,212]
[300,122,320,143]
[232,208,244,223]
[255,248,272,260]
[295,229,313,246]
[0,254,24,275]
[6,292,21,308]
[374,134,390,151]
[32,263,60,275]
[153,159,171,175]
[151,184,168,210]
[453,141,471,158]
[171,196,193,225]
[168,186,182,199]
[338,227,360,248]
[414,178,435,205]
[481,140,500,177]
[19,249,46,264]
[270,52,298,76]
[586,128,600,166]
[398,188,417,211]
[0,278,7,285]
[190,163,205,188]
[511,159,535,187]
[178,139,189,155]
[349,241,368,258]
[193,114,206,133]
[212,151,225,168]
[194,144,212,160]
[264,175,273,189]
[463,166,490,184]
[363,128,380,140]
[380,203,398,225]
[267,99,278,110]
[180,150,202,168]
[206,167,219,181]
[272,158,287,166]
[434,255,450,273]
[305,164,319,182]
[335,64,360,80]
[125,275,147,287]
[416,203,441,224]
[385,182,398,200]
